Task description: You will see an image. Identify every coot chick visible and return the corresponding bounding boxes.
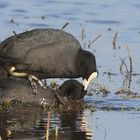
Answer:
[58,80,87,100]
[0,28,97,92]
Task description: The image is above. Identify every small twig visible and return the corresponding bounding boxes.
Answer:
[10,19,14,23]
[126,46,133,88]
[126,46,133,74]
[120,57,129,87]
[46,112,51,140]
[120,47,133,89]
[119,57,128,74]
[61,22,69,30]
[81,28,86,41]
[83,42,87,49]
[56,91,65,105]
[88,34,102,48]
[81,28,87,49]
[55,126,58,140]
[112,32,118,49]
[12,31,17,36]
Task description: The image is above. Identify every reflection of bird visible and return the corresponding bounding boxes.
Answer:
[0,28,97,93]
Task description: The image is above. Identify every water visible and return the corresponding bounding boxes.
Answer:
[1,108,140,140]
[0,0,140,139]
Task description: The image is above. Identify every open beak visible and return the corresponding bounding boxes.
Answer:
[83,72,97,90]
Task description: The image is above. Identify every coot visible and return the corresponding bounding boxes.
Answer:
[0,78,86,106]
[0,28,97,92]
[0,77,56,105]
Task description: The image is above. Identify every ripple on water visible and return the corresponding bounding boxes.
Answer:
[0,109,93,140]
[86,19,121,25]
[85,94,140,111]
[0,2,9,8]
[13,9,28,13]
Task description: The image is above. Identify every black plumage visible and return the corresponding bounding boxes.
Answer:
[0,28,97,81]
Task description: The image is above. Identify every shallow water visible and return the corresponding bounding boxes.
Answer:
[0,0,140,139]
[1,108,140,140]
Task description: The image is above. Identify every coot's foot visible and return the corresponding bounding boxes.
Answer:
[28,75,46,94]
[9,66,46,94]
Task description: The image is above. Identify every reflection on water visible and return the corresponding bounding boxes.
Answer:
[1,0,140,139]
[1,107,140,140]
[0,106,93,140]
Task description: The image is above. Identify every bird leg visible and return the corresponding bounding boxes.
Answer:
[28,75,38,94]
[28,74,46,93]
[9,66,46,94]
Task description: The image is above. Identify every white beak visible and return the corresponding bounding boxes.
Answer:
[83,72,97,90]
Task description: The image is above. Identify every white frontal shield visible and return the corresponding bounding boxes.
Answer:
[83,72,97,90]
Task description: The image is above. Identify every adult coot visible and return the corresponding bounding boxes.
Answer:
[0,28,97,92]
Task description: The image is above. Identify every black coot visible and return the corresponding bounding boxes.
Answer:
[0,28,97,90]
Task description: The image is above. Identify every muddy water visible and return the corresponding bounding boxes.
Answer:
[0,0,140,140]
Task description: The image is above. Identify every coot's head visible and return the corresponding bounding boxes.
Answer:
[58,80,87,100]
[76,50,97,90]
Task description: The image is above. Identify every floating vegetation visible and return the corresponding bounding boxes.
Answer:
[85,103,96,112]
[56,99,85,112]
[98,85,110,95]
[135,107,140,111]
[97,105,136,111]
[115,87,133,95]
[116,47,137,96]
[0,101,12,111]
[49,80,59,89]
[103,72,118,76]
[89,82,110,95]
[0,100,56,112]
[0,97,88,113]
[115,88,140,98]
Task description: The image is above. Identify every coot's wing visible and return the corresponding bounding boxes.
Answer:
[0,28,82,78]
